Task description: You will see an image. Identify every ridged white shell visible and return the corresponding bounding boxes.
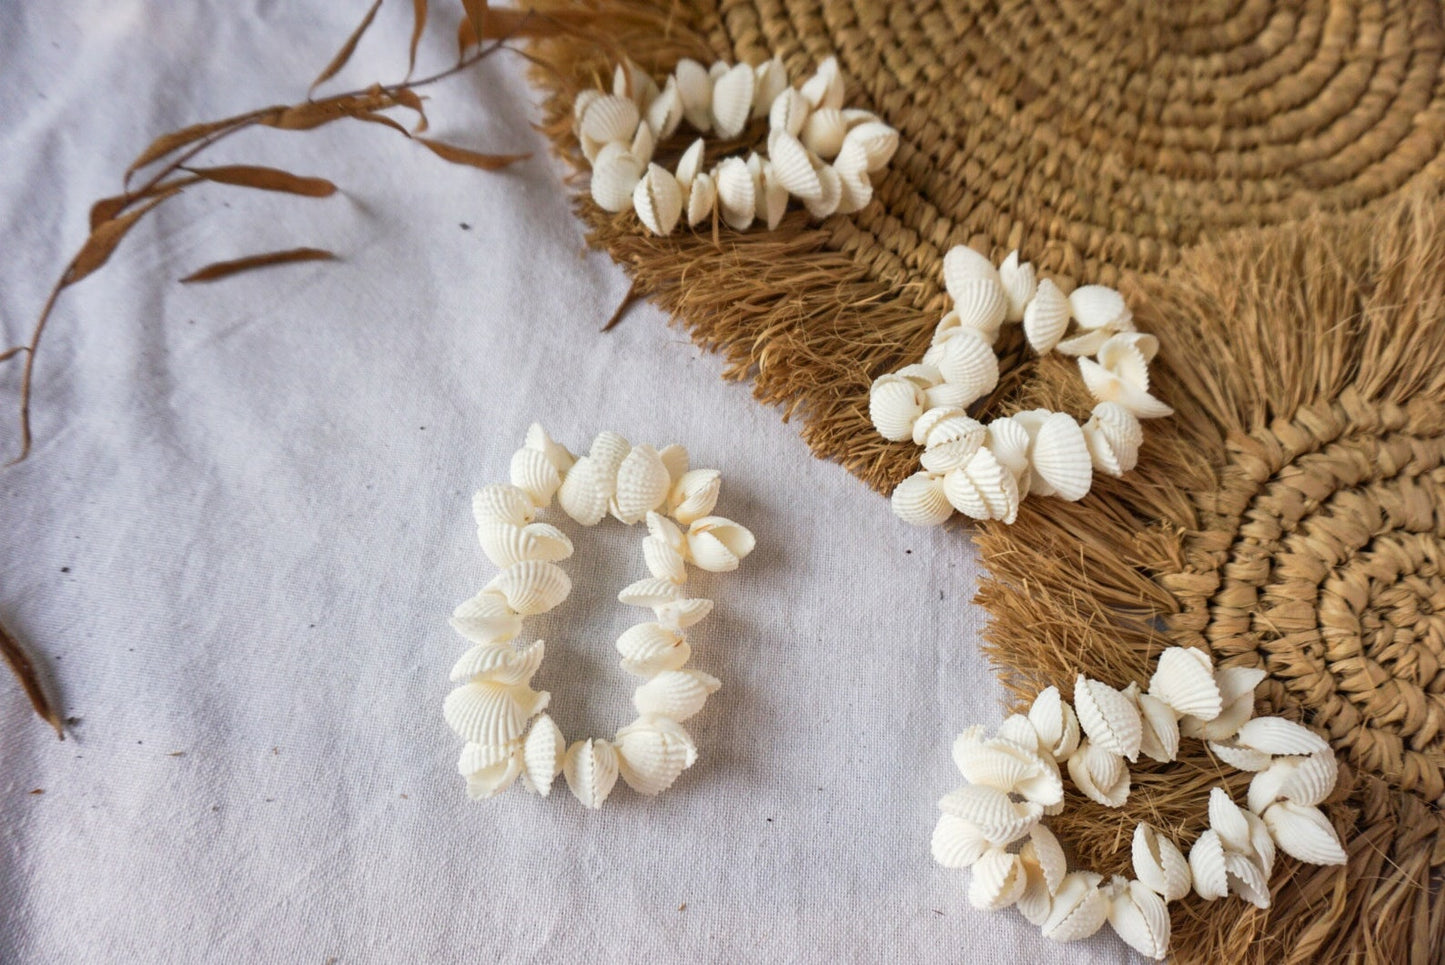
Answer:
[996,713,1042,753]
[616,621,690,676]
[1181,665,1266,740]
[1015,874,1053,927]
[984,417,1032,494]
[890,472,952,527]
[643,512,687,583]
[1208,786,1253,854]
[521,713,565,796]
[801,106,846,158]
[1262,801,1347,865]
[573,89,601,123]
[450,590,522,644]
[450,639,544,685]
[443,680,545,746]
[685,170,716,227]
[799,56,844,110]
[632,163,682,236]
[936,784,1043,846]
[918,380,971,413]
[1208,738,1272,772]
[658,443,689,484]
[1106,878,1170,960]
[951,730,1061,806]
[1132,823,1191,902]
[1079,358,1175,419]
[629,120,655,168]
[473,483,536,527]
[587,431,629,481]
[950,277,1008,341]
[751,56,787,118]
[1097,331,1158,390]
[1023,278,1070,353]
[841,120,898,172]
[615,715,698,795]
[462,746,523,800]
[1224,851,1271,908]
[803,162,842,219]
[895,362,941,387]
[619,576,682,609]
[1148,647,1221,720]
[944,447,1020,523]
[674,138,706,190]
[1041,872,1108,942]
[920,416,986,474]
[580,94,640,145]
[934,329,999,401]
[710,62,755,138]
[1029,686,1082,760]
[457,738,517,777]
[931,813,990,869]
[509,447,562,507]
[1248,751,1338,812]
[767,129,822,201]
[715,156,755,230]
[686,516,755,572]
[1066,740,1130,807]
[590,143,645,213]
[1233,716,1331,757]
[1189,828,1228,900]
[942,245,1001,302]
[1055,328,1115,357]
[968,847,1028,911]
[654,597,713,630]
[756,160,789,231]
[674,58,712,130]
[1021,824,1067,895]
[1031,413,1093,502]
[485,560,571,616]
[1133,687,1181,763]
[769,87,810,138]
[912,405,962,447]
[998,250,1036,322]
[563,738,619,809]
[524,423,575,475]
[633,668,720,721]
[1074,675,1142,761]
[609,443,670,524]
[667,468,721,524]
[1069,284,1131,330]
[831,137,870,180]
[834,165,873,215]
[645,78,683,139]
[477,520,574,569]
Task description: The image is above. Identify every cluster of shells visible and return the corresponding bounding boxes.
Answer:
[575,57,899,234]
[443,424,755,809]
[870,246,1173,526]
[931,646,1346,960]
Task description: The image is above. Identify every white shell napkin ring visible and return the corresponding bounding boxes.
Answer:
[931,646,1345,960]
[444,425,755,809]
[871,246,1173,526]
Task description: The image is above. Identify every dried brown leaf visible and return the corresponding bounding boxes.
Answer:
[262,96,376,131]
[457,15,477,60]
[476,8,585,39]
[179,247,336,284]
[392,88,428,131]
[89,175,201,229]
[353,111,414,137]
[123,117,252,180]
[460,0,488,43]
[310,0,384,95]
[185,165,337,197]
[416,138,528,170]
[406,0,428,79]
[66,195,174,286]
[1,617,63,739]
[0,346,25,363]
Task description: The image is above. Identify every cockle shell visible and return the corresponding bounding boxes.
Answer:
[801,106,846,158]
[485,560,571,616]
[457,737,517,777]
[1262,801,1347,865]
[920,415,987,474]
[944,447,1020,523]
[509,447,563,507]
[685,516,755,572]
[996,714,1043,753]
[767,130,822,200]
[1068,284,1131,330]
[756,160,789,231]
[715,156,755,230]
[1028,686,1082,761]
[1022,824,1068,896]
[461,744,523,800]
[588,431,630,481]
[521,713,565,796]
[667,468,721,524]
[949,278,1009,342]
[799,56,844,110]
[557,456,610,525]
[1132,823,1191,902]
[674,58,712,130]
[840,120,898,172]
[477,520,574,569]
[654,597,713,630]
[632,163,682,236]
[1106,877,1170,960]
[473,483,536,527]
[580,94,640,145]
[1129,685,1181,763]
[936,784,1043,846]
[998,250,1036,322]
[590,143,645,213]
[573,89,601,123]
[675,138,706,189]
[524,423,575,475]
[658,443,689,485]
[1074,675,1143,761]
[1041,872,1108,942]
[834,165,873,215]
[1207,738,1272,772]
[942,245,1002,302]
[934,329,999,401]
[1208,786,1253,854]
[1233,716,1331,757]
[985,417,1033,493]
[1031,413,1093,502]
[1079,358,1175,420]
[1245,810,1276,877]
[711,62,755,138]
[443,680,548,746]
[752,56,787,118]
[450,590,522,644]
[645,78,683,139]
[890,472,953,527]
[629,121,655,168]
[1082,401,1144,477]
[1189,828,1228,900]
[968,847,1029,911]
[770,87,811,138]
[1180,665,1266,740]
[613,61,658,110]
[803,162,842,219]
[1148,647,1221,720]
[1066,740,1130,807]
[1055,328,1116,357]
[912,405,963,447]
[450,639,544,685]
[1224,852,1271,908]
[831,137,870,181]
[615,715,698,795]
[563,738,619,809]
[610,443,671,524]
[1248,751,1339,813]
[615,621,691,676]
[685,170,717,227]
[951,729,1063,807]
[1015,870,1053,927]
[1096,332,1158,390]
[918,380,972,412]
[643,511,688,583]
[1023,278,1070,354]
[931,813,990,869]
[895,362,942,387]
[633,669,720,721]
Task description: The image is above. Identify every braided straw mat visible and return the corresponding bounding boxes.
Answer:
[526,2,1445,960]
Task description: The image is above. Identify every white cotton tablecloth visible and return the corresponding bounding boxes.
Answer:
[0,3,1137,962]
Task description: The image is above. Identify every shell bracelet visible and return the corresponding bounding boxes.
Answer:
[575,57,899,234]
[931,646,1346,960]
[443,424,755,809]
[869,246,1174,526]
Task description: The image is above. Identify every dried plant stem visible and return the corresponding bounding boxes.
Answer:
[0,616,63,739]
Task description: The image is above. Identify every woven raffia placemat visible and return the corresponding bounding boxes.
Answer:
[525,1,1445,960]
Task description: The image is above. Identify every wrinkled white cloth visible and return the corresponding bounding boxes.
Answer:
[0,3,1135,962]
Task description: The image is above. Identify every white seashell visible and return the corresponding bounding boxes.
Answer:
[936,784,1043,846]
[450,639,544,685]
[968,847,1029,911]
[686,516,755,572]
[667,468,721,524]
[1148,647,1221,720]
[462,745,523,800]
[643,511,688,583]
[1262,801,1347,865]
[934,329,999,400]
[1245,810,1276,877]
[685,170,716,227]
[1189,828,1229,900]
[1029,686,1082,760]
[1031,413,1093,502]
[674,58,713,131]
[942,245,1001,302]
[1074,675,1142,761]
[931,813,991,869]
[799,56,844,110]
[944,447,1020,523]
[801,106,846,159]
[951,730,1062,806]
[1097,331,1158,390]
[1009,409,1056,497]
[1131,686,1181,763]
[919,415,986,473]
[1180,665,1266,740]
[616,621,690,676]
[1208,786,1253,854]
[834,165,873,215]
[444,679,546,746]
[708,61,728,81]
[473,483,536,527]
[645,78,683,139]
[985,417,1033,494]
[615,715,698,795]
[573,89,602,123]
[998,250,1037,322]
[1055,328,1116,357]
[1208,738,1272,772]
[654,597,713,630]
[996,713,1043,753]
[580,94,640,145]
[509,447,563,507]
[769,87,811,138]
[802,162,842,219]
[757,160,789,231]
[710,62,755,138]
[1079,358,1174,419]
[1022,278,1070,354]
[629,120,655,168]
[618,577,682,608]
[1224,851,1271,908]
[557,456,610,525]
[632,163,682,236]
[675,138,706,189]
[715,156,755,230]
[633,668,720,721]
[894,362,941,387]
[524,422,575,475]
[1016,873,1053,927]
[890,472,953,527]
[613,61,658,110]
[1041,872,1109,942]
[1066,740,1130,807]
[457,738,517,777]
[658,443,689,484]
[485,560,571,615]
[1069,284,1131,330]
[477,520,574,569]
[1022,824,1068,895]
[563,738,619,809]
[1248,751,1338,813]
[751,56,787,118]
[589,143,645,213]
[1132,823,1191,902]
[912,405,963,447]
[1107,877,1170,960]
[831,137,870,180]
[1233,716,1331,757]
[588,430,630,481]
[841,120,898,172]
[521,713,565,796]
[450,590,522,644]
[950,277,1009,341]
[766,130,822,200]
[610,443,671,524]
[1082,400,1144,477]
[921,380,974,412]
